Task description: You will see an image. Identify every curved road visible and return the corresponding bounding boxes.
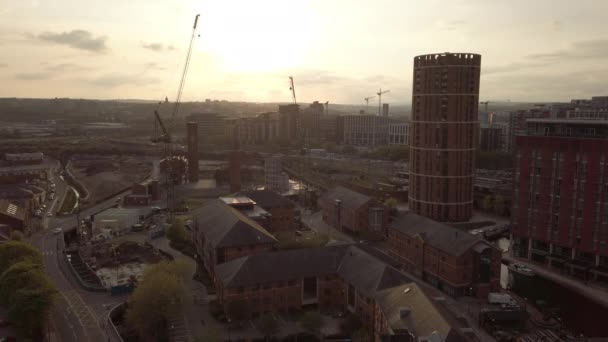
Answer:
[29,164,131,342]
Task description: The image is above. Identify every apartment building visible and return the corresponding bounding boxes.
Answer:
[511,118,608,282]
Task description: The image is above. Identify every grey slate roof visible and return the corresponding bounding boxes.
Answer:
[192,200,277,249]
[321,186,372,210]
[218,245,350,288]
[337,245,411,297]
[240,190,295,209]
[216,244,411,293]
[389,212,484,256]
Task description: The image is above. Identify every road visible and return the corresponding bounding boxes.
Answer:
[28,165,131,342]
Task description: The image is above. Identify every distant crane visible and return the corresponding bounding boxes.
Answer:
[151,13,200,221]
[364,96,376,111]
[480,100,512,113]
[289,76,297,104]
[377,89,390,116]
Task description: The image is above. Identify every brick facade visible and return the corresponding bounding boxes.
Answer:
[387,213,501,297]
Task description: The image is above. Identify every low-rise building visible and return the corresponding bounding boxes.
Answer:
[215,244,453,341]
[4,152,44,165]
[318,186,389,236]
[387,212,501,298]
[0,200,29,234]
[343,115,390,147]
[192,200,277,280]
[240,189,297,232]
[124,179,160,206]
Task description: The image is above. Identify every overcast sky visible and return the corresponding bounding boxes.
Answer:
[1,0,607,104]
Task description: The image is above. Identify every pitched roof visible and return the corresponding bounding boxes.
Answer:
[0,185,34,199]
[374,283,451,337]
[321,186,372,210]
[337,245,411,297]
[0,200,25,221]
[389,212,485,256]
[217,245,350,288]
[192,200,277,249]
[216,244,411,294]
[240,190,295,209]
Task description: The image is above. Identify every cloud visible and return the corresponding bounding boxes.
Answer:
[14,72,53,80]
[36,30,107,52]
[0,63,7,68]
[142,42,173,52]
[527,38,608,61]
[45,63,90,72]
[87,73,160,88]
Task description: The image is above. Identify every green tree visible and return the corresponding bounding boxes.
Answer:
[0,242,56,339]
[167,218,187,244]
[352,328,372,342]
[481,195,494,211]
[300,311,323,337]
[493,194,506,216]
[256,313,280,339]
[0,241,43,275]
[126,260,190,340]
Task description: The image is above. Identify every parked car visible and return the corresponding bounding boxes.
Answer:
[53,227,63,235]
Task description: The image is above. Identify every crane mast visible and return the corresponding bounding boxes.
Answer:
[289,76,297,104]
[152,14,200,221]
[377,88,390,116]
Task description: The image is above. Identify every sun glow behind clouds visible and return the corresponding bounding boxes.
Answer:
[189,0,318,73]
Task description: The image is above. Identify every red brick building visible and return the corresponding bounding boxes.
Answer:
[240,190,297,232]
[124,179,160,206]
[387,213,501,298]
[318,186,389,236]
[192,200,277,280]
[215,244,453,341]
[511,119,608,282]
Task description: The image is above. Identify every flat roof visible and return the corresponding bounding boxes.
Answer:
[220,196,256,206]
[527,118,608,125]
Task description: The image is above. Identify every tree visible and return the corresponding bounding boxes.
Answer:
[0,241,43,276]
[0,242,56,339]
[9,230,24,241]
[167,218,187,244]
[300,311,323,337]
[126,260,190,340]
[493,194,506,216]
[352,329,372,342]
[481,195,494,212]
[256,313,280,339]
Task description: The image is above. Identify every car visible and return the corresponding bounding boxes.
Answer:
[53,228,63,235]
[47,212,53,217]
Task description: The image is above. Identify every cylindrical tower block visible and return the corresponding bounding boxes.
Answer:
[409,52,480,222]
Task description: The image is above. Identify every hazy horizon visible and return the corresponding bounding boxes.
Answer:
[2,0,608,104]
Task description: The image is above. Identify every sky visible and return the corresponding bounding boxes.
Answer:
[1,0,608,104]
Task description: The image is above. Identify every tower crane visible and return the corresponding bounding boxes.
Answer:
[377,89,390,116]
[289,76,297,104]
[151,13,200,221]
[364,96,375,111]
